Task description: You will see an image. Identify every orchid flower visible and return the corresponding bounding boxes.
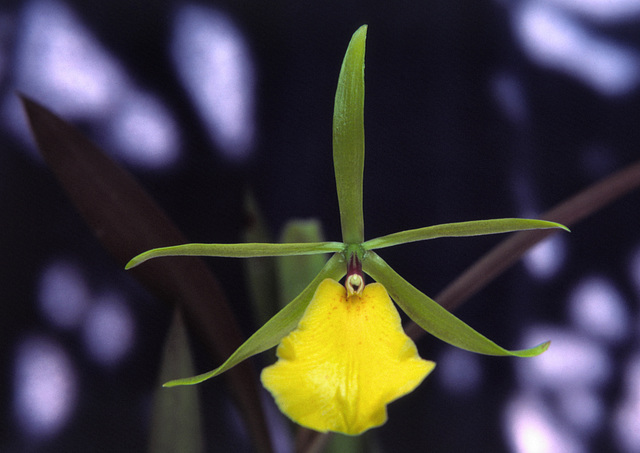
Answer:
[126,25,567,435]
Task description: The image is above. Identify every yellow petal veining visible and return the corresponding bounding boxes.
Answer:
[261,278,435,435]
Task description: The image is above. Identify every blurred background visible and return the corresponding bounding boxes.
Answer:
[2,0,640,451]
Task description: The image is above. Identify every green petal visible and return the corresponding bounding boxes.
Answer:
[363,218,569,250]
[362,251,549,357]
[125,241,344,269]
[163,253,347,387]
[333,25,367,244]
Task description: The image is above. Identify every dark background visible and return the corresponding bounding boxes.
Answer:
[2,0,640,452]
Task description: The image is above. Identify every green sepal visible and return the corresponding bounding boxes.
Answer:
[362,251,549,357]
[126,241,344,269]
[333,25,367,244]
[363,218,569,251]
[163,253,347,387]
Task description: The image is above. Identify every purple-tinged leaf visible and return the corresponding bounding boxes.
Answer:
[20,95,272,453]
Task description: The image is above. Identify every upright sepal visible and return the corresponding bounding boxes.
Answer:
[333,25,367,244]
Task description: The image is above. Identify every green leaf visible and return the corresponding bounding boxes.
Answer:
[164,253,347,387]
[333,25,367,244]
[126,241,344,269]
[277,219,329,308]
[149,309,204,453]
[363,218,569,250]
[362,252,549,357]
[242,190,280,326]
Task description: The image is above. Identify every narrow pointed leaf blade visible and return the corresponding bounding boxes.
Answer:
[164,253,346,386]
[20,95,272,452]
[149,309,204,453]
[242,190,279,326]
[277,219,328,307]
[362,252,549,357]
[126,241,344,269]
[333,25,367,244]
[363,218,568,250]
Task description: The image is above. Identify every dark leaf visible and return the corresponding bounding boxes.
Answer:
[406,158,640,339]
[20,95,272,453]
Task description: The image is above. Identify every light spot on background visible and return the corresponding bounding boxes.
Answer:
[517,326,611,388]
[512,2,640,96]
[614,354,640,453]
[105,91,181,169]
[556,387,603,434]
[2,0,180,169]
[437,347,483,396]
[538,0,640,23]
[82,293,134,366]
[38,259,89,330]
[507,326,608,451]
[523,234,567,280]
[504,393,585,453]
[12,0,125,118]
[171,4,255,161]
[568,276,629,344]
[13,335,77,439]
